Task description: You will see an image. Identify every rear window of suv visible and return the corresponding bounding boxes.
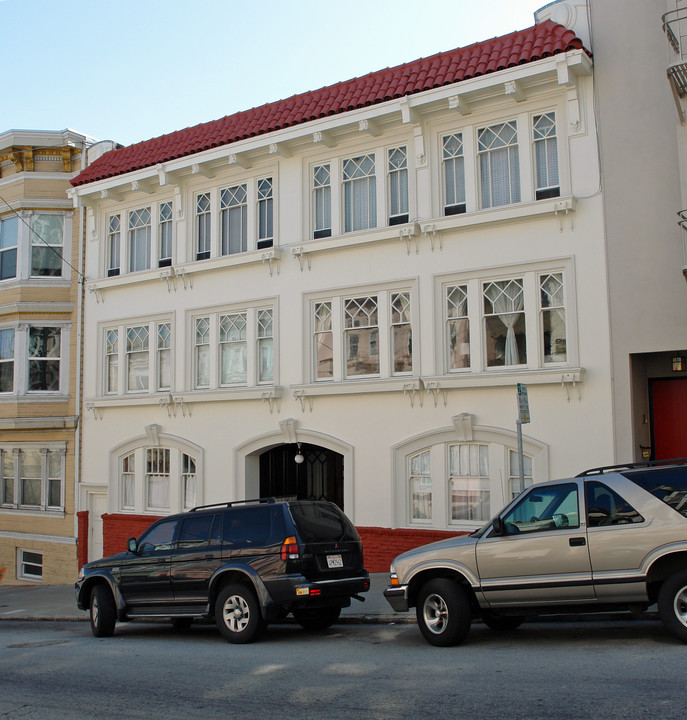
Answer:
[289,502,359,542]
[622,467,687,518]
[223,505,287,546]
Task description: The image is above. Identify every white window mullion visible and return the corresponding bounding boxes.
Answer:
[331,297,344,382]
[246,182,258,251]
[330,158,342,237]
[518,112,534,204]
[523,272,538,369]
[462,131,477,213]
[245,308,257,387]
[378,291,391,379]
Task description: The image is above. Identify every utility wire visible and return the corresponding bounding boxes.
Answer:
[0,192,87,282]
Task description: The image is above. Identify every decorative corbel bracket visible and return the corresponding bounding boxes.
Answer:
[159,393,175,417]
[358,119,382,137]
[291,246,311,271]
[293,389,313,413]
[399,224,418,255]
[160,269,175,292]
[403,381,422,408]
[554,199,575,232]
[421,223,441,251]
[561,371,583,402]
[312,131,336,148]
[261,390,279,414]
[175,266,192,290]
[261,250,280,277]
[85,402,102,420]
[424,380,448,407]
[173,395,191,417]
[88,284,104,304]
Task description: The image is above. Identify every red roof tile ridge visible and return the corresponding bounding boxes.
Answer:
[72,19,586,187]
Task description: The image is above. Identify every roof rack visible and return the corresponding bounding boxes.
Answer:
[576,458,687,477]
[190,497,276,512]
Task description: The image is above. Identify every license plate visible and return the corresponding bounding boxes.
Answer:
[326,554,343,569]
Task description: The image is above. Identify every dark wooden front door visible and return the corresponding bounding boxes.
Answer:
[259,444,344,510]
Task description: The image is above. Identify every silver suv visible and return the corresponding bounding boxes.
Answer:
[384,459,687,646]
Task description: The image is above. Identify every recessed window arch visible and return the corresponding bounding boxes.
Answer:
[393,420,548,530]
[111,430,203,514]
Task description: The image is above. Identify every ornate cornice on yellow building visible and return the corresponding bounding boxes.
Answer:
[0,145,80,175]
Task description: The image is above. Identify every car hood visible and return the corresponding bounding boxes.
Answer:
[85,551,129,569]
[392,534,478,582]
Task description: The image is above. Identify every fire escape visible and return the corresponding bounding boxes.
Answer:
[663,7,687,281]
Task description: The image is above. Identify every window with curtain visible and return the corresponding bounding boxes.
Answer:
[107,214,121,276]
[450,444,490,522]
[196,193,211,260]
[158,202,173,267]
[479,121,520,208]
[126,325,149,392]
[257,309,273,383]
[509,450,533,498]
[182,453,197,510]
[219,312,247,385]
[343,155,376,232]
[128,207,151,272]
[121,453,135,509]
[30,214,64,277]
[410,450,432,521]
[194,317,210,388]
[146,447,170,510]
[0,445,65,511]
[483,279,526,367]
[157,322,171,390]
[533,113,560,200]
[221,184,247,255]
[388,147,409,225]
[443,133,466,215]
[313,164,332,238]
[540,273,567,363]
[446,284,470,370]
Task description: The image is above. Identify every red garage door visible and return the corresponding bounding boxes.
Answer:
[651,378,687,460]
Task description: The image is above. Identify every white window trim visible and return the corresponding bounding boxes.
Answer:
[100,316,174,397]
[110,431,203,515]
[393,422,548,531]
[0,210,73,284]
[1,442,67,512]
[306,281,417,384]
[189,300,278,391]
[17,548,43,582]
[436,259,577,376]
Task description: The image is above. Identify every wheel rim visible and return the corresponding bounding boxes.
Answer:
[91,596,99,625]
[423,592,449,634]
[673,584,687,628]
[222,594,250,633]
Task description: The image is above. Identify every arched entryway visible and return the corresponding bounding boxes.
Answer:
[259,443,344,510]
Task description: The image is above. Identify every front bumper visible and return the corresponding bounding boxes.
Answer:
[383,584,409,612]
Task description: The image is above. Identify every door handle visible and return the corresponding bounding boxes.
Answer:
[569,537,586,547]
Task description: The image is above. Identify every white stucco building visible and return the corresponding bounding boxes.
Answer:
[68,0,687,570]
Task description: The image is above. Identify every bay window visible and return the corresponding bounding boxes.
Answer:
[1,445,66,512]
[343,154,376,232]
[128,207,151,272]
[442,133,466,215]
[388,147,409,225]
[483,278,526,367]
[313,164,332,239]
[533,112,560,200]
[478,121,520,208]
[0,215,18,280]
[221,184,247,255]
[30,214,64,277]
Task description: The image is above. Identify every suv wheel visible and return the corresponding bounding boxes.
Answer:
[416,578,471,647]
[481,611,525,632]
[90,584,116,638]
[293,606,341,631]
[658,570,687,642]
[215,583,266,644]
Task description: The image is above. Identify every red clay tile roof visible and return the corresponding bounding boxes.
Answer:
[72,20,584,187]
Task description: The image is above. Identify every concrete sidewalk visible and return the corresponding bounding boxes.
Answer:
[0,572,410,624]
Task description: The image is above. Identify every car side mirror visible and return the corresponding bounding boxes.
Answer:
[127,537,139,554]
[492,517,506,536]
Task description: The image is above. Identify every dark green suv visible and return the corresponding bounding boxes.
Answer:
[76,499,369,643]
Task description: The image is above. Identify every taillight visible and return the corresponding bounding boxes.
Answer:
[281,536,300,560]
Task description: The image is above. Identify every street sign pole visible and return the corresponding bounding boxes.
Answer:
[516,383,530,493]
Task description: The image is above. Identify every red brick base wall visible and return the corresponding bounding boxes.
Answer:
[102,513,162,557]
[77,511,89,569]
[94,514,464,573]
[358,527,467,573]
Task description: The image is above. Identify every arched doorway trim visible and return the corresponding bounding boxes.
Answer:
[234,420,355,517]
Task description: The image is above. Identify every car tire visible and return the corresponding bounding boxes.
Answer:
[90,584,116,638]
[481,611,525,632]
[215,583,266,644]
[657,570,687,642]
[416,578,471,647]
[293,606,341,631]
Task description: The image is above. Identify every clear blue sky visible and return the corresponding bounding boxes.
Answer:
[1,0,549,147]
